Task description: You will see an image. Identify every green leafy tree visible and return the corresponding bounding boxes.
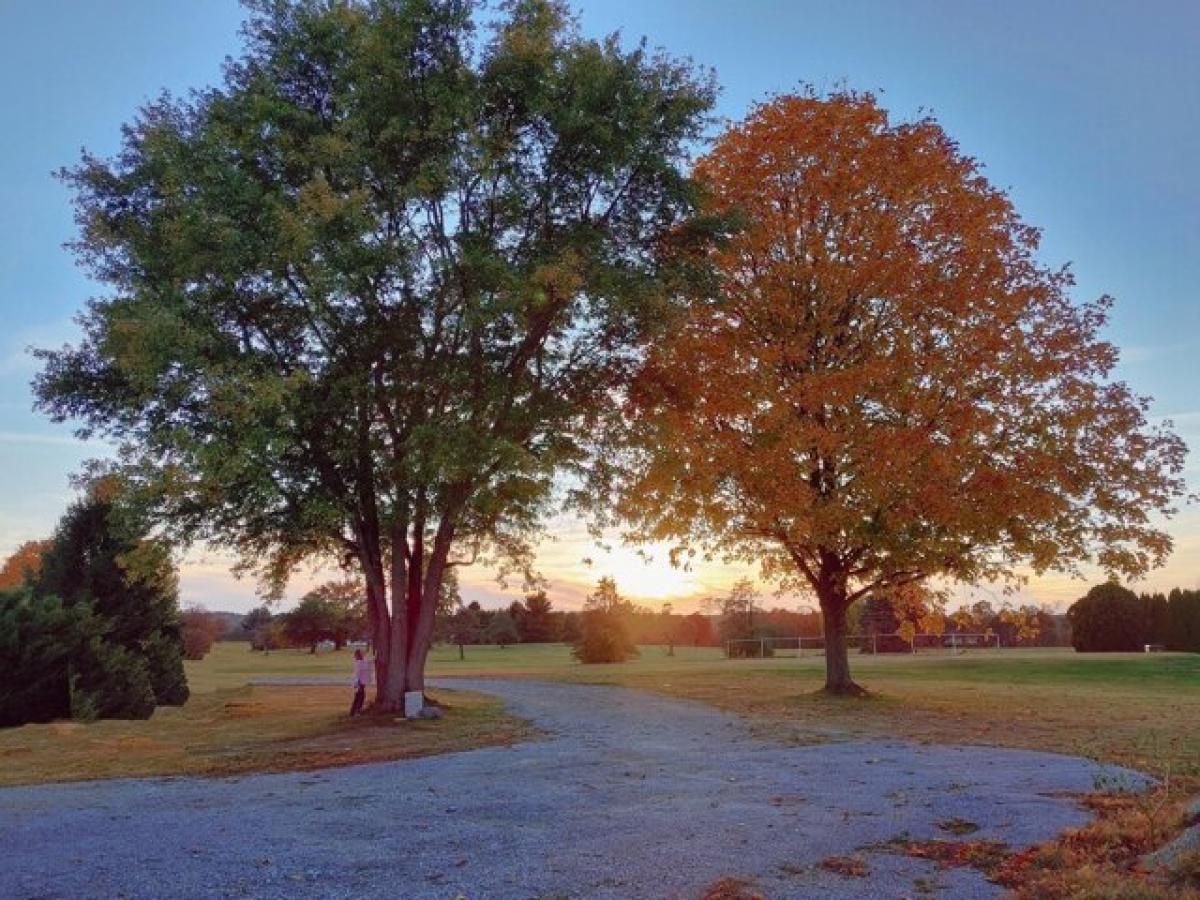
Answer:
[713,579,759,655]
[518,590,559,642]
[35,490,188,714]
[1068,582,1145,652]
[559,610,582,643]
[1140,592,1170,647]
[284,592,341,651]
[295,579,368,648]
[573,577,638,663]
[446,602,483,659]
[485,610,520,648]
[242,605,276,651]
[35,0,713,712]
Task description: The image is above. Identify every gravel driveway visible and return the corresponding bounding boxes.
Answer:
[0,679,1146,899]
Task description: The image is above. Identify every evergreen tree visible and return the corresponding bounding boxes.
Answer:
[1166,588,1200,652]
[0,589,84,726]
[35,490,188,716]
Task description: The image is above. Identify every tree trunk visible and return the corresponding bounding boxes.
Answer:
[820,598,865,696]
[375,545,409,712]
[357,518,455,715]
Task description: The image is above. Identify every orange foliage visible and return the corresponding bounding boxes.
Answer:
[621,90,1187,687]
[0,540,53,590]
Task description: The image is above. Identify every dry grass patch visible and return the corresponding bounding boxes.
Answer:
[818,855,869,878]
[0,685,535,787]
[700,876,763,899]
[992,783,1200,899]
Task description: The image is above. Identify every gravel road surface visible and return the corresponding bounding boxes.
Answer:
[0,678,1146,899]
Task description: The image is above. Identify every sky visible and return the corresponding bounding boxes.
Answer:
[0,1,1197,614]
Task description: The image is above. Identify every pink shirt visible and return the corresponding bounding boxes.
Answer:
[353,658,373,687]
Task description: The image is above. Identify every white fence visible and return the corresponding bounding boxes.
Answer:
[724,632,1001,658]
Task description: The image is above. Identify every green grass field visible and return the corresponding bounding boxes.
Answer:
[193,641,1200,777]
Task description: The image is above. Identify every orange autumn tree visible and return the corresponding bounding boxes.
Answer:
[0,540,53,590]
[617,91,1187,694]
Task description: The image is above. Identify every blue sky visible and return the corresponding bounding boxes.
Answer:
[1,1,1196,612]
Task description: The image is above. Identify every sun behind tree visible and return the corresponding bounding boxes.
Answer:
[617,90,1188,694]
[573,577,639,664]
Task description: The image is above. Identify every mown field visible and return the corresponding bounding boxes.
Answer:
[4,641,1198,787]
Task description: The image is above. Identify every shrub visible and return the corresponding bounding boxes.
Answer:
[181,607,224,661]
[572,578,639,664]
[573,612,639,663]
[1068,582,1145,652]
[70,637,158,721]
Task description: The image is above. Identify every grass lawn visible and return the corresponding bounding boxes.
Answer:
[0,645,536,788]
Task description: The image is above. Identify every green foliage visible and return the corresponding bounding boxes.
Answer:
[572,577,638,663]
[69,637,158,722]
[35,493,189,710]
[283,593,340,650]
[1140,592,1171,646]
[714,578,757,651]
[242,605,276,651]
[446,603,484,647]
[1166,588,1200,652]
[283,581,366,650]
[0,590,81,727]
[517,590,559,642]
[1068,582,1145,652]
[34,0,715,698]
[484,611,520,648]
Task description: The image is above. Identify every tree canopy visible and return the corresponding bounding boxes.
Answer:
[35,0,714,710]
[614,91,1188,692]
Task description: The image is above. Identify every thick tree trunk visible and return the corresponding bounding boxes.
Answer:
[375,537,410,712]
[406,525,452,699]
[820,597,866,696]
[359,516,455,716]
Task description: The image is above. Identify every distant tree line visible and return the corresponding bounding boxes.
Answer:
[430,583,728,662]
[1069,582,1200,653]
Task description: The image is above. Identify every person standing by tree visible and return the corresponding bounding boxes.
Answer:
[350,648,372,718]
